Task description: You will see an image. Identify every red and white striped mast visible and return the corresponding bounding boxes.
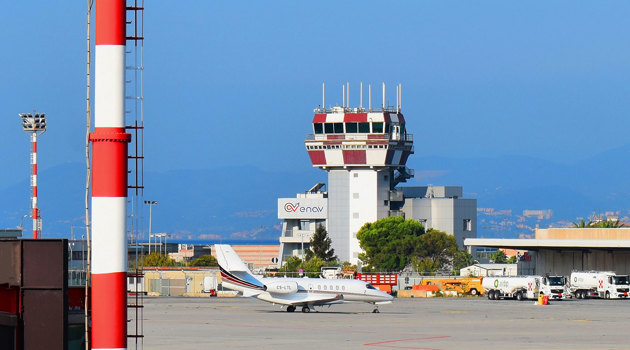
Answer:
[90,0,130,349]
[19,112,47,239]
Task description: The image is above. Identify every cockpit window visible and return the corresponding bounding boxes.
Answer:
[366,284,376,290]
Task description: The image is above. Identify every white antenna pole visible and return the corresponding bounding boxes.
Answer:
[322,83,325,110]
[399,83,402,112]
[369,84,372,110]
[342,84,345,108]
[360,82,363,109]
[346,82,350,109]
[382,82,385,110]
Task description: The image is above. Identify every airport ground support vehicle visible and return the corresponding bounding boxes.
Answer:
[538,275,568,300]
[482,276,540,301]
[568,271,630,299]
[420,277,484,296]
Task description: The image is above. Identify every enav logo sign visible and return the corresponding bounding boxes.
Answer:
[278,198,327,219]
[283,202,324,214]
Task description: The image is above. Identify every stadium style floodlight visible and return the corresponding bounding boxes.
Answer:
[20,112,47,132]
[20,112,47,239]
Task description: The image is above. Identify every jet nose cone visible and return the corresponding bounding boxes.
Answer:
[387,293,394,301]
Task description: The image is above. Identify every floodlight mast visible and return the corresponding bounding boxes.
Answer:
[19,112,47,239]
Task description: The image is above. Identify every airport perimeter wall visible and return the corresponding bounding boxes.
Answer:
[143,269,220,296]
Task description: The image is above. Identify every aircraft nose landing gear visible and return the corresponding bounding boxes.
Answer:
[372,303,380,313]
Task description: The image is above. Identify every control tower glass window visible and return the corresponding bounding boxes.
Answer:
[372,122,383,133]
[324,123,334,133]
[314,123,323,134]
[358,122,370,133]
[345,122,358,133]
[333,123,343,133]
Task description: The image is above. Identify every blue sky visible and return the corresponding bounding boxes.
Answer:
[2,2,630,234]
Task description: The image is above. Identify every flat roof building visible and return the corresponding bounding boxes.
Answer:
[465,228,630,275]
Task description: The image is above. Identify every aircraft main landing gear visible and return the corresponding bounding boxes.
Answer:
[287,305,296,312]
[302,306,311,313]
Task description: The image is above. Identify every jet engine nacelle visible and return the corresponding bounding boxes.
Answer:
[265,281,299,295]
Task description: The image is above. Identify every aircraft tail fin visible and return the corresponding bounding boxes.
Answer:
[215,244,265,291]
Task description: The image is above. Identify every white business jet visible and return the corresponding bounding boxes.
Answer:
[215,244,393,313]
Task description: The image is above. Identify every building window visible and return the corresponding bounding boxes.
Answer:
[358,122,370,133]
[353,193,359,199]
[300,220,309,231]
[463,219,472,232]
[313,123,323,134]
[334,123,344,133]
[372,122,383,133]
[384,200,389,206]
[345,122,358,133]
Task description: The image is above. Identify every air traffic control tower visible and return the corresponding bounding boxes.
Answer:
[305,83,414,264]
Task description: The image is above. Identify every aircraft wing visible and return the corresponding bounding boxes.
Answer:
[284,293,344,307]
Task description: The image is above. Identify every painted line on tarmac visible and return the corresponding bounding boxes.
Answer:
[363,335,450,349]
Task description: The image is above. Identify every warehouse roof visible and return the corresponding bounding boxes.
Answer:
[464,238,630,250]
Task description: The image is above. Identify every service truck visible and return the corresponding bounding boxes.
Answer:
[539,275,568,300]
[569,271,630,299]
[482,276,540,301]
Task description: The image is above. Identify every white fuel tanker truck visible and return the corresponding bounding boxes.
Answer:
[538,275,568,300]
[568,271,630,299]
[482,276,540,301]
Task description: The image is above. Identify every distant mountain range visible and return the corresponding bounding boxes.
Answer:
[2,144,629,241]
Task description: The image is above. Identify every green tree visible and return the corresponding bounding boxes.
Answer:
[490,250,508,263]
[452,249,477,274]
[356,216,425,271]
[283,256,303,274]
[302,256,325,277]
[142,252,176,267]
[306,224,337,262]
[418,229,457,268]
[573,219,593,228]
[412,256,440,274]
[507,256,517,264]
[593,219,623,228]
[188,254,218,267]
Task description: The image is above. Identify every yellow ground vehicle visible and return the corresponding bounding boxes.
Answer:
[420,277,485,296]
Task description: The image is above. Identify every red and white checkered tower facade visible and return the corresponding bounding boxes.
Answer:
[305,83,414,263]
[90,1,130,349]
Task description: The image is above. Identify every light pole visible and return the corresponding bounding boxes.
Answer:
[144,200,158,254]
[155,233,166,255]
[20,112,46,239]
[301,232,305,261]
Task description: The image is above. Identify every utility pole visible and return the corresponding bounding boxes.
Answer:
[144,200,157,254]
